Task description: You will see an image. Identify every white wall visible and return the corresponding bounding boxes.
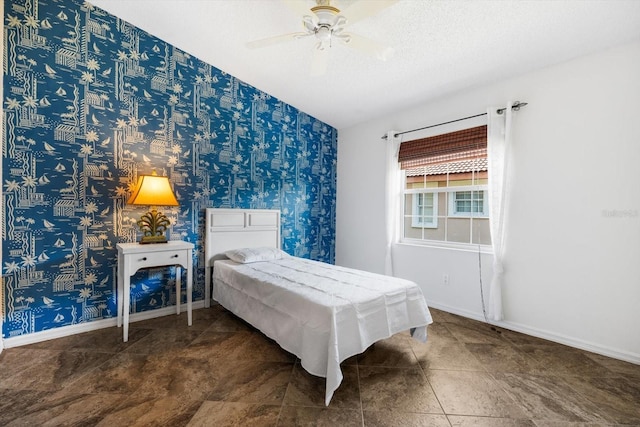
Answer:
[336,40,640,363]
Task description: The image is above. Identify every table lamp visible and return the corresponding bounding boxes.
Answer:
[127,170,179,244]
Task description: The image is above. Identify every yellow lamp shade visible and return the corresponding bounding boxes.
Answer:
[127,172,179,207]
[127,171,178,244]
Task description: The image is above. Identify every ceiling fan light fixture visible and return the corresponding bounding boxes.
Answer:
[335,32,351,44]
[334,16,347,28]
[311,5,341,26]
[315,25,332,43]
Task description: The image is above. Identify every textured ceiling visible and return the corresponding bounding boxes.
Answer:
[89,0,640,129]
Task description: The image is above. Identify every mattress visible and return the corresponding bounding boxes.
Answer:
[212,256,433,405]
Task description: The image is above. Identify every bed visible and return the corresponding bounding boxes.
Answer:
[204,208,433,405]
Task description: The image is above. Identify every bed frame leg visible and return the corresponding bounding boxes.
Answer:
[204,266,211,308]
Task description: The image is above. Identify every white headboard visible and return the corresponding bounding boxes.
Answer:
[204,208,281,307]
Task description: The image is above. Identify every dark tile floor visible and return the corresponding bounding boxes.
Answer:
[1,305,639,426]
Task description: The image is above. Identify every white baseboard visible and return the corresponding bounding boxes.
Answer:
[3,301,206,349]
[427,301,640,365]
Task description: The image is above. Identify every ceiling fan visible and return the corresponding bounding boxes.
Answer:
[246,0,398,76]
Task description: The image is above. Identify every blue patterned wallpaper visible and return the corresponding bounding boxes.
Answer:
[2,0,337,339]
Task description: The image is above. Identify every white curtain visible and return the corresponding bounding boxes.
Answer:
[384,131,402,276]
[486,103,513,321]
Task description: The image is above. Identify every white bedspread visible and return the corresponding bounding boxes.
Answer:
[212,257,433,405]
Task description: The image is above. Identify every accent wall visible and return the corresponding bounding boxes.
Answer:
[2,0,337,339]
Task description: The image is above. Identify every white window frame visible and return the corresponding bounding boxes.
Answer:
[402,183,491,249]
[411,192,438,228]
[448,190,489,218]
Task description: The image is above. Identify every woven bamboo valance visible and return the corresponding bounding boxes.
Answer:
[398,125,487,169]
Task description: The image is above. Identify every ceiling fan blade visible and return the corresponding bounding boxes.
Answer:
[342,32,394,61]
[246,32,310,49]
[310,46,329,77]
[341,0,399,26]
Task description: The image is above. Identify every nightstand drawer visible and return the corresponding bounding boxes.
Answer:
[129,249,188,272]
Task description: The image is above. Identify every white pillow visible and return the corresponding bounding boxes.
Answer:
[225,247,288,264]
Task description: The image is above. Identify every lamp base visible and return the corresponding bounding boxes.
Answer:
[136,208,172,244]
[138,235,169,244]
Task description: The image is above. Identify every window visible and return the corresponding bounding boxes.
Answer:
[411,193,437,228]
[449,190,488,217]
[399,126,491,246]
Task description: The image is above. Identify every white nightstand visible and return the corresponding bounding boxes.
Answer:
[116,241,194,342]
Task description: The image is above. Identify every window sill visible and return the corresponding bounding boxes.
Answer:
[397,239,494,254]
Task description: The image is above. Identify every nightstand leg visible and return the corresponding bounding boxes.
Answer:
[117,264,123,328]
[175,266,181,315]
[123,275,130,342]
[187,263,193,326]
